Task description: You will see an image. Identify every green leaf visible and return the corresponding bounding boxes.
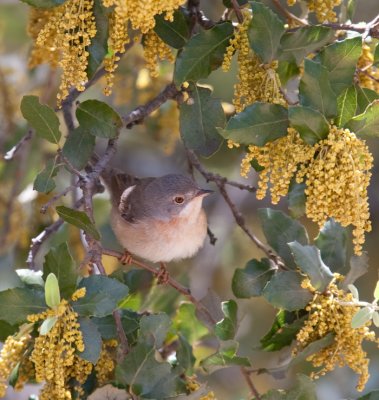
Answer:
[20,95,61,144]
[277,61,300,86]
[139,313,171,348]
[351,306,373,328]
[172,302,208,343]
[78,317,102,364]
[318,37,362,95]
[374,281,379,301]
[179,84,224,157]
[218,102,289,146]
[315,219,348,274]
[348,284,359,300]
[288,181,306,218]
[33,158,60,194]
[346,100,379,137]
[248,1,285,63]
[115,342,185,398]
[19,0,66,8]
[43,243,78,299]
[358,390,379,400]
[73,275,129,317]
[356,86,379,114]
[263,271,313,311]
[56,206,101,240]
[62,126,96,170]
[0,254,23,291]
[45,273,61,308]
[258,208,308,269]
[174,22,233,85]
[16,270,43,287]
[279,26,333,65]
[372,312,379,328]
[92,310,140,340]
[261,311,305,351]
[215,300,238,340]
[201,340,250,372]
[232,258,275,298]
[288,106,329,145]
[154,9,189,49]
[291,333,334,367]
[87,0,110,79]
[176,334,195,372]
[0,288,46,325]
[40,316,58,335]
[299,59,337,118]
[76,99,122,139]
[288,242,333,292]
[336,86,357,127]
[0,320,18,342]
[343,252,369,288]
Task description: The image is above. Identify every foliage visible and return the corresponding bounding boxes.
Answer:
[0,0,379,399]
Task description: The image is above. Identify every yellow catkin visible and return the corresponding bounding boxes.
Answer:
[287,0,342,22]
[28,0,97,106]
[296,126,372,255]
[0,335,29,397]
[186,376,217,399]
[222,10,285,113]
[95,340,117,385]
[28,291,92,400]
[102,0,185,94]
[294,277,378,391]
[357,43,379,92]
[143,30,175,78]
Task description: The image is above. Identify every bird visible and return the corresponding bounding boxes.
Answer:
[100,167,212,280]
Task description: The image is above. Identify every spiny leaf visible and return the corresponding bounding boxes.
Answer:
[56,206,101,240]
[20,95,61,144]
[76,99,122,139]
[179,83,224,157]
[346,100,379,137]
[336,86,357,127]
[78,317,102,363]
[174,22,233,85]
[351,307,373,329]
[299,59,337,118]
[62,127,96,170]
[248,1,284,63]
[40,316,58,335]
[154,8,189,49]
[288,106,329,145]
[348,284,359,300]
[288,242,333,292]
[218,102,289,146]
[215,300,238,340]
[33,158,60,194]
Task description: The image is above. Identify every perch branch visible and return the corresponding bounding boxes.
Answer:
[240,366,262,400]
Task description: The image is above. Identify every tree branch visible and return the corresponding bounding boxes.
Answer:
[271,0,307,26]
[186,149,285,269]
[240,366,262,400]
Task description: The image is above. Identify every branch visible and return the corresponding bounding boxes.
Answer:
[102,248,217,326]
[186,149,285,269]
[271,0,307,26]
[240,366,262,400]
[40,184,78,214]
[4,130,33,161]
[122,83,181,128]
[231,0,244,24]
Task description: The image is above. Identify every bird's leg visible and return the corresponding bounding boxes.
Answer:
[157,262,170,284]
[120,250,133,265]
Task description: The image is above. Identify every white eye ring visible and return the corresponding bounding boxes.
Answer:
[174,196,184,204]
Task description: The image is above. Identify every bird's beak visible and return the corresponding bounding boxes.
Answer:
[196,188,213,197]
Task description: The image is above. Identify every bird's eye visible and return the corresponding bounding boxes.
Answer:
[174,196,184,204]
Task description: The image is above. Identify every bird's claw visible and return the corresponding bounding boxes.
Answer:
[157,263,170,284]
[120,251,133,265]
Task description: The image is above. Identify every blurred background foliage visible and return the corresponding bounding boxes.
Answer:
[0,0,379,399]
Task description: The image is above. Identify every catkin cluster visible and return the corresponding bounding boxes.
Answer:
[287,0,342,22]
[186,376,217,399]
[357,43,379,92]
[29,0,97,106]
[221,10,285,114]
[240,126,372,255]
[101,0,183,94]
[294,277,378,391]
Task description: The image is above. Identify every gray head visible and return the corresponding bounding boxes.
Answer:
[119,174,212,222]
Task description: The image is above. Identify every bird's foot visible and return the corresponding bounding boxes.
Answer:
[120,250,133,265]
[157,263,170,284]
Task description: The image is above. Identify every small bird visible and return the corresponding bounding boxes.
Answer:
[101,168,212,269]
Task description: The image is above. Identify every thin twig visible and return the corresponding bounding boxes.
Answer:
[40,184,77,214]
[4,130,33,161]
[231,0,244,24]
[186,149,285,268]
[240,366,262,400]
[113,310,130,356]
[271,0,307,26]
[102,248,217,325]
